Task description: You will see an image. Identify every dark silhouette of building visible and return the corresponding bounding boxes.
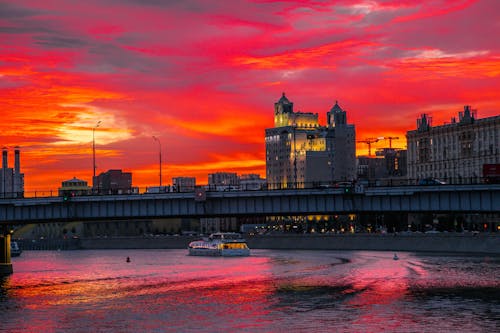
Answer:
[58,177,91,197]
[172,177,196,192]
[357,149,407,186]
[1,147,24,198]
[93,169,134,194]
[208,172,239,190]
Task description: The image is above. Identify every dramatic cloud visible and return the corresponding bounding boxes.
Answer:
[0,0,498,192]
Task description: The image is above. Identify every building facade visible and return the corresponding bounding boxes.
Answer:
[357,148,408,185]
[1,147,24,198]
[172,177,196,192]
[208,172,239,190]
[407,105,500,183]
[239,173,266,190]
[58,177,91,197]
[265,93,356,189]
[93,169,135,194]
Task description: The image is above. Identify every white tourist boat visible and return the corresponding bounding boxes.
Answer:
[188,232,250,256]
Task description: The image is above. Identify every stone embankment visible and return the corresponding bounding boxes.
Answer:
[77,233,500,254]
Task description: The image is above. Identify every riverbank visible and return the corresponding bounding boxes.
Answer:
[72,233,500,255]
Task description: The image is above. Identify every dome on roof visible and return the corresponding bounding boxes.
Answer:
[330,100,343,113]
[277,92,291,104]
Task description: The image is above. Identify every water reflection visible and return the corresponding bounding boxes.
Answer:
[0,277,11,301]
[0,250,498,332]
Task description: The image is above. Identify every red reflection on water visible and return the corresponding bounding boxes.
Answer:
[345,252,421,332]
[5,251,277,332]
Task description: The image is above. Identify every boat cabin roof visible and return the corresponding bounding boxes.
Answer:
[210,232,243,240]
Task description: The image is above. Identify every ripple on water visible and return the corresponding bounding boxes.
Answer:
[1,250,499,333]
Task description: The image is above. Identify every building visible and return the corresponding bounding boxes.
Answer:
[93,169,135,194]
[172,177,196,192]
[239,174,266,190]
[357,148,408,185]
[265,93,356,189]
[357,156,387,181]
[208,172,239,190]
[1,147,24,198]
[58,177,91,197]
[407,106,500,183]
[377,148,407,177]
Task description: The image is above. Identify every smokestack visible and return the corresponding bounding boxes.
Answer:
[2,148,7,170]
[14,147,20,175]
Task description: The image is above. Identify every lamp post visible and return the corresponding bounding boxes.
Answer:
[92,121,101,189]
[152,136,162,187]
[293,124,297,189]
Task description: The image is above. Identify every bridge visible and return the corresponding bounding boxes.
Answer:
[1,184,498,223]
[1,184,499,275]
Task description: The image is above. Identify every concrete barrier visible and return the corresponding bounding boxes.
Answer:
[79,236,194,249]
[77,234,500,254]
[246,234,500,254]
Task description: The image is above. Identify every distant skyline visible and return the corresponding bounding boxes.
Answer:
[1,0,499,192]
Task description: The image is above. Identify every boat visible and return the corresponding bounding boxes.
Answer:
[11,241,22,257]
[393,253,399,260]
[188,232,250,256]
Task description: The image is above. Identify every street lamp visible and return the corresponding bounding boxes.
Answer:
[152,136,162,187]
[92,121,101,188]
[293,123,297,189]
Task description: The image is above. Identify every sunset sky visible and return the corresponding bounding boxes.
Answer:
[1,0,499,192]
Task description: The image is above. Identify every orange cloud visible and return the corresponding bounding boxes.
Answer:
[233,40,376,69]
[391,53,500,79]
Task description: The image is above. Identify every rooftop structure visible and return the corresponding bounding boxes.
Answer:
[58,177,91,197]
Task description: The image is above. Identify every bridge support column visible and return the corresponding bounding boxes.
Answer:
[0,232,13,276]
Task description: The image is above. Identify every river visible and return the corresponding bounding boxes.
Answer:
[1,250,499,332]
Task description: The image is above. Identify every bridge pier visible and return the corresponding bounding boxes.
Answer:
[0,231,13,276]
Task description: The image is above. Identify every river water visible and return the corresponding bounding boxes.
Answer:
[1,250,499,332]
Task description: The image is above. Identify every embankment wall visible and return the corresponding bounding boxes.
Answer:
[78,234,500,254]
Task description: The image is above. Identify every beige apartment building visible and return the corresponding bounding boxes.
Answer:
[407,105,500,183]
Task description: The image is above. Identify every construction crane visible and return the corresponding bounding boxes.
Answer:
[357,137,381,156]
[381,136,400,149]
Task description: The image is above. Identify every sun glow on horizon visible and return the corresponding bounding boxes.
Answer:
[54,104,134,146]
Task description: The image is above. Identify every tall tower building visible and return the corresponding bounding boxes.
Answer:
[326,101,356,182]
[265,93,356,189]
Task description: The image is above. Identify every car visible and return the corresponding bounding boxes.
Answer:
[334,181,353,188]
[418,178,446,186]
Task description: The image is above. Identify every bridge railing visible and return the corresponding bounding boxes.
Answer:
[6,176,497,199]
